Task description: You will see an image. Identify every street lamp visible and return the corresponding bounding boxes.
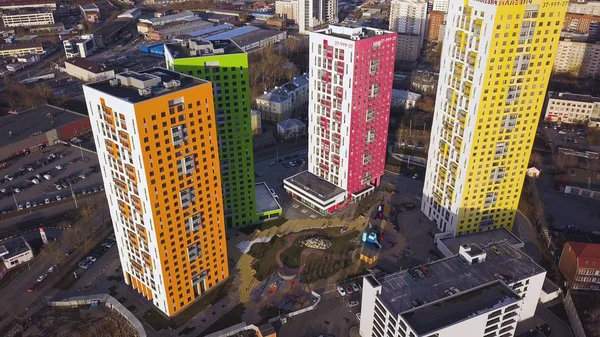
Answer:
[68,179,78,209]
[11,189,18,210]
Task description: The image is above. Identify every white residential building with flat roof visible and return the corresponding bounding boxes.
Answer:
[360,242,546,337]
[275,0,298,22]
[544,92,600,124]
[63,34,96,58]
[389,0,427,62]
[1,9,54,27]
[391,89,421,109]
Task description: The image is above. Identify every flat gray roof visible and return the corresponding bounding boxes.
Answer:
[0,105,87,148]
[85,68,208,104]
[285,170,345,202]
[402,282,521,335]
[377,242,544,318]
[439,228,524,255]
[255,182,281,214]
[0,236,31,260]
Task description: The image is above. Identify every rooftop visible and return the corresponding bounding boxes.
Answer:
[438,228,524,256]
[258,74,308,103]
[564,241,600,268]
[65,57,112,74]
[314,24,395,41]
[376,242,544,317]
[231,29,284,51]
[0,105,87,148]
[0,236,32,260]
[548,91,600,103]
[154,19,213,36]
[176,23,233,39]
[80,3,98,11]
[141,10,195,26]
[563,168,600,191]
[392,89,421,102]
[85,68,208,104]
[277,118,306,130]
[165,38,243,58]
[402,282,521,335]
[206,26,260,40]
[0,41,42,51]
[255,182,282,214]
[284,170,346,202]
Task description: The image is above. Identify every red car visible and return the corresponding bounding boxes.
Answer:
[28,283,38,292]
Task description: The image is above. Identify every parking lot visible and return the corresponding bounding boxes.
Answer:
[540,123,590,150]
[0,145,103,213]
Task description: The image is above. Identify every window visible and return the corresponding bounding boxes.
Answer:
[366,108,375,123]
[171,124,188,147]
[187,213,202,233]
[494,142,509,159]
[484,192,498,208]
[369,84,380,98]
[500,114,518,131]
[187,243,201,262]
[180,187,195,209]
[490,167,506,183]
[177,155,195,175]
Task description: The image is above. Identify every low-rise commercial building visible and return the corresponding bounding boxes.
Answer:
[230,29,287,52]
[117,7,140,20]
[63,34,96,58]
[64,57,114,82]
[360,242,546,337]
[544,91,600,124]
[559,242,600,291]
[277,118,306,140]
[0,0,54,9]
[80,3,99,23]
[256,74,309,122]
[148,20,213,41]
[391,89,421,109]
[0,104,91,161]
[0,42,44,57]
[557,168,600,200]
[0,8,54,27]
[554,40,600,78]
[0,236,33,270]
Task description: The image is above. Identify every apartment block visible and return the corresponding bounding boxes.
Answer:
[553,40,600,78]
[563,12,600,35]
[164,39,256,228]
[544,91,600,124]
[63,34,96,58]
[360,242,546,337]
[83,69,228,316]
[283,25,396,214]
[426,10,446,41]
[422,0,568,235]
[567,1,600,17]
[432,0,448,13]
[275,0,298,22]
[298,0,338,34]
[559,241,600,291]
[256,73,309,122]
[0,9,54,27]
[389,0,427,62]
[0,42,43,57]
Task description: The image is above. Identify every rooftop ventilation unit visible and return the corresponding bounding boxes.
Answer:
[109,78,120,87]
[138,88,152,97]
[375,29,384,35]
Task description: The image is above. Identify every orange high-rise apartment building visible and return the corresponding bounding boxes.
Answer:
[83,68,228,316]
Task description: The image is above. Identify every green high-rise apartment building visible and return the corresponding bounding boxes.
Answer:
[165,39,256,227]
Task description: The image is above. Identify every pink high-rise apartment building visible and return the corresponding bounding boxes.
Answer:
[284,25,396,214]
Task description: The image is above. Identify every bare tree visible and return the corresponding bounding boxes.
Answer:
[40,241,66,267]
[528,152,543,167]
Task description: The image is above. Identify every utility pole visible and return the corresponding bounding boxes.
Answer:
[12,189,18,210]
[69,179,78,209]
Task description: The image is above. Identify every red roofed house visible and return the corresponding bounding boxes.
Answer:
[559,241,600,291]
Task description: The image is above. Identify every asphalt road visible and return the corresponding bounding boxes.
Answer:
[0,145,103,214]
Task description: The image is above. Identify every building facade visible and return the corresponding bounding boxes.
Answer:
[360,242,546,337]
[544,92,600,124]
[0,42,43,57]
[0,236,33,270]
[432,0,448,12]
[567,1,600,17]
[1,9,54,27]
[298,0,338,34]
[164,39,257,228]
[559,242,600,291]
[275,0,298,22]
[391,89,421,109]
[256,73,309,122]
[422,0,568,235]
[283,25,396,213]
[553,40,600,78]
[64,57,115,82]
[389,0,427,62]
[63,34,96,58]
[277,118,306,140]
[563,12,600,35]
[83,69,229,317]
[426,10,445,41]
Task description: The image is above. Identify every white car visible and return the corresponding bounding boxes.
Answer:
[81,190,87,195]
[25,202,31,208]
[55,165,63,170]
[37,273,48,282]
[18,204,23,211]
[0,188,6,193]
[48,265,57,273]
[43,174,52,180]
[4,175,13,181]
[13,188,21,193]
[55,184,63,190]
[32,202,37,207]
[31,179,40,185]
[56,195,62,201]
[87,256,97,263]
[337,286,347,297]
[351,282,361,292]
[79,174,86,179]
[44,198,50,204]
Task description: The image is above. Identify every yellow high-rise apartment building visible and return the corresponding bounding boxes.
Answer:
[422,0,567,235]
[83,68,228,316]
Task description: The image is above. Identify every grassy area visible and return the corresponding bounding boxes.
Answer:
[143,276,236,331]
[197,304,246,336]
[237,217,288,236]
[248,236,286,281]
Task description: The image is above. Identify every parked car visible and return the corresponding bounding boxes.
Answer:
[87,256,97,263]
[337,286,347,296]
[79,174,86,179]
[37,273,48,282]
[48,265,57,273]
[25,202,31,208]
[43,174,52,180]
[28,283,38,292]
[351,283,361,292]
[44,198,50,204]
[55,165,63,170]
[31,178,40,185]
[13,188,21,193]
[349,300,360,307]
[56,195,62,201]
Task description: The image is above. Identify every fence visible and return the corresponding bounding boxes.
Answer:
[47,294,146,337]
